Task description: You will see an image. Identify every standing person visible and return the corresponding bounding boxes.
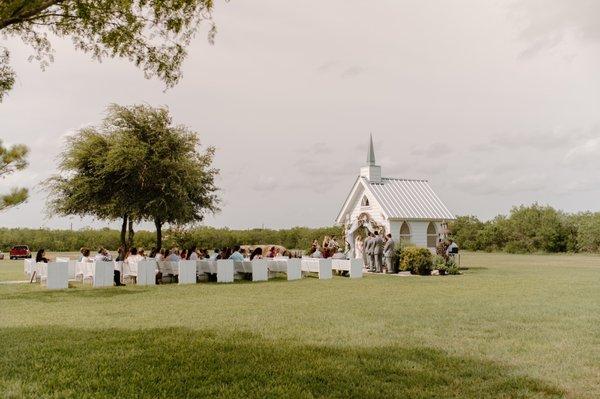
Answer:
[372,231,384,273]
[364,232,374,271]
[354,236,364,260]
[383,233,396,274]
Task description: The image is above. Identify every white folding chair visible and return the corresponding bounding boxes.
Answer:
[216,259,234,283]
[93,261,114,287]
[45,262,69,290]
[137,260,156,286]
[178,260,197,285]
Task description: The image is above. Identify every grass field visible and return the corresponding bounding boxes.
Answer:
[1,252,599,398]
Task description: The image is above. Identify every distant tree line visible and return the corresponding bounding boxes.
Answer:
[449,204,600,253]
[0,226,344,253]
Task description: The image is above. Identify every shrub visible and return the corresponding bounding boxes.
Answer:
[400,247,433,275]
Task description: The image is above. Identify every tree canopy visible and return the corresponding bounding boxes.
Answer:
[47,104,219,249]
[0,0,216,101]
[0,139,28,211]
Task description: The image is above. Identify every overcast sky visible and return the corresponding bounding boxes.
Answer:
[1,0,599,230]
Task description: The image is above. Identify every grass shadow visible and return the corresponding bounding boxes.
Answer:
[0,327,564,398]
[0,286,146,302]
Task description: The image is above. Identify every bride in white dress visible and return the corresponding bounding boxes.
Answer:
[354,236,364,259]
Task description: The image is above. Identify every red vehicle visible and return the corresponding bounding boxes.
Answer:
[9,245,31,260]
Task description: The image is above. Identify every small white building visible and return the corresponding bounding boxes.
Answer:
[336,136,455,257]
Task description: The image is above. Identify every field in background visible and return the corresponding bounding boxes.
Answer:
[1,252,599,398]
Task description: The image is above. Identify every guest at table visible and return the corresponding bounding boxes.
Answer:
[332,249,346,259]
[35,249,50,263]
[94,247,112,262]
[187,246,198,260]
[166,249,180,262]
[250,247,263,260]
[126,247,144,264]
[322,243,331,259]
[229,245,244,262]
[311,246,323,258]
[81,248,93,263]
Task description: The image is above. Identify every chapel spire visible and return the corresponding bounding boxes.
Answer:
[360,134,382,183]
[367,133,376,165]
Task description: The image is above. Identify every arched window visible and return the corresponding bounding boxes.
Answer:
[399,221,411,244]
[361,196,370,207]
[427,222,438,248]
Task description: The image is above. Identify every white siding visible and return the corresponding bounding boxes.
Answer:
[389,220,445,249]
[348,188,389,234]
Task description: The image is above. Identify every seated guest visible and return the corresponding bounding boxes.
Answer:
[229,245,244,262]
[221,247,232,260]
[180,249,187,260]
[322,243,331,259]
[138,248,146,258]
[250,247,263,260]
[187,246,198,260]
[332,249,346,259]
[211,249,220,260]
[166,249,180,262]
[266,246,276,258]
[311,247,323,258]
[78,247,88,262]
[35,249,50,263]
[126,247,144,263]
[149,247,158,258]
[94,247,112,262]
[94,247,124,286]
[81,248,93,263]
[154,248,165,261]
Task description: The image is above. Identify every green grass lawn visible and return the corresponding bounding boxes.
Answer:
[1,252,599,398]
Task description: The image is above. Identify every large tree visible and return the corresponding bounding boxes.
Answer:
[0,0,216,101]
[0,139,28,211]
[48,104,219,249]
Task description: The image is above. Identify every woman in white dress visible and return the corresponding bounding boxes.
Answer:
[355,236,364,259]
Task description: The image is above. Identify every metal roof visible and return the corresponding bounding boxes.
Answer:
[364,177,455,220]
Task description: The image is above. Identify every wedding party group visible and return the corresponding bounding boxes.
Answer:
[354,232,396,274]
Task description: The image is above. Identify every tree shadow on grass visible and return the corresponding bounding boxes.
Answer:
[0,327,563,399]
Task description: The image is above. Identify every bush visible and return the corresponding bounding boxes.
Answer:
[400,247,433,275]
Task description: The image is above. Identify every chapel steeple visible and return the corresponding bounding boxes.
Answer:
[360,134,382,183]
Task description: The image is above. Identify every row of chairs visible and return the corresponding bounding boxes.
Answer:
[25,257,364,290]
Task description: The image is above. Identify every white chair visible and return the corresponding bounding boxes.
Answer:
[301,258,332,280]
[56,257,76,280]
[24,259,35,277]
[216,259,234,283]
[93,261,114,287]
[239,260,268,282]
[35,262,47,283]
[137,260,157,286]
[122,261,138,282]
[267,258,301,280]
[45,261,69,290]
[178,260,197,285]
[331,259,364,279]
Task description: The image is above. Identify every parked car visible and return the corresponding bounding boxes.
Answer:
[9,245,31,260]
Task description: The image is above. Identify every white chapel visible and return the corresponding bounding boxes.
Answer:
[336,136,455,257]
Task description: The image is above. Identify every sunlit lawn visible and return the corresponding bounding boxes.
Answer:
[0,252,599,398]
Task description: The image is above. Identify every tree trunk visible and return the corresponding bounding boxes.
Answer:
[120,214,128,250]
[127,218,135,248]
[155,217,163,250]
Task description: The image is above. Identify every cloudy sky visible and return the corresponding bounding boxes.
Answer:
[1,0,599,230]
